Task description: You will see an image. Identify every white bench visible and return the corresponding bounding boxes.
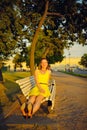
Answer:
[16,76,56,110]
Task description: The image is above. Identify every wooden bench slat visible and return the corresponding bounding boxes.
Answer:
[16,76,35,83]
[16,79,35,86]
[19,82,34,89]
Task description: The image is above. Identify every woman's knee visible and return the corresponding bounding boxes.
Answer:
[35,95,44,104]
[29,96,36,104]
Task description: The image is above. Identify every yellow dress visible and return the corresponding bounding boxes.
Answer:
[29,69,51,97]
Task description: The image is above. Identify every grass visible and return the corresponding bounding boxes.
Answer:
[60,70,87,78]
[0,71,30,106]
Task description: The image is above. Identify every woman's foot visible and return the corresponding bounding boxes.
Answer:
[21,110,27,116]
[21,103,27,117]
[27,102,33,118]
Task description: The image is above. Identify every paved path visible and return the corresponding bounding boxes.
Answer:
[52,71,87,130]
[0,72,87,130]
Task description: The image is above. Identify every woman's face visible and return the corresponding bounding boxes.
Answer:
[41,59,48,69]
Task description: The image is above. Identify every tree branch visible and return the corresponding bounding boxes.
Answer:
[47,12,64,18]
[42,47,50,58]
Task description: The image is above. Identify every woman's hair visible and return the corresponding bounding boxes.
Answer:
[38,58,49,70]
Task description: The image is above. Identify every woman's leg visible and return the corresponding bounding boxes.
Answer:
[27,95,36,117]
[32,95,44,115]
[21,96,36,117]
[21,103,27,116]
[28,95,36,104]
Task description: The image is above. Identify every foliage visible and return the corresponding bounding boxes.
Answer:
[79,53,87,68]
[0,0,87,71]
[34,29,65,64]
[0,0,32,59]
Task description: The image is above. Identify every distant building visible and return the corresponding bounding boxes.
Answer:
[51,57,82,71]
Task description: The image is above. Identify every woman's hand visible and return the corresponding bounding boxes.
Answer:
[39,87,45,93]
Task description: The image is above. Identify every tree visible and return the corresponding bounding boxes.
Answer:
[0,0,18,59]
[0,0,87,75]
[13,53,25,71]
[0,0,32,59]
[79,53,87,68]
[28,0,87,74]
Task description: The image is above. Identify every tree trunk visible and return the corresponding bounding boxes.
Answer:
[0,69,3,83]
[30,1,49,75]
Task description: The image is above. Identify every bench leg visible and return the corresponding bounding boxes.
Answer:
[51,101,54,110]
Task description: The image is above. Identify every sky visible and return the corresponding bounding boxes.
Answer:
[64,44,87,58]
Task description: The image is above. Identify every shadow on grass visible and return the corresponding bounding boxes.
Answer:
[3,79,20,102]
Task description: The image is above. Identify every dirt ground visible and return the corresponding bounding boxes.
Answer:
[0,71,87,130]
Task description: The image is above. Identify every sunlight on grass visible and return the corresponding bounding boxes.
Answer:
[3,71,30,82]
[60,70,87,78]
[0,71,30,104]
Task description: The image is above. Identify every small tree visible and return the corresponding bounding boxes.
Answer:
[13,53,24,71]
[79,53,87,68]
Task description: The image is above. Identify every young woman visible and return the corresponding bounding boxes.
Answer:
[21,58,51,118]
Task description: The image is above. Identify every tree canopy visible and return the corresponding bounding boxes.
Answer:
[0,0,87,74]
[79,53,87,68]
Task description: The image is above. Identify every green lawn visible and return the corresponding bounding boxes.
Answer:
[60,70,87,78]
[0,71,30,105]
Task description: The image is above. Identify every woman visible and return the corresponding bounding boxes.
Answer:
[21,58,51,118]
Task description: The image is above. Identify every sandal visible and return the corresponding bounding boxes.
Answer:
[27,102,33,118]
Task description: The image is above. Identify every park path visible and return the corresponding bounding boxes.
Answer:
[0,71,87,130]
[52,71,87,130]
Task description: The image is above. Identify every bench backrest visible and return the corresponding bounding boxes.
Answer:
[16,76,55,100]
[16,76,35,99]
